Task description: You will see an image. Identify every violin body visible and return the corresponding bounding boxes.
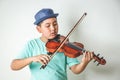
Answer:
[46,41,83,58]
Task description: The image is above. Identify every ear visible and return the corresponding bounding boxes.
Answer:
[36,26,42,33]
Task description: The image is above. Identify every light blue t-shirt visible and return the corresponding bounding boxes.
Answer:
[17,38,80,80]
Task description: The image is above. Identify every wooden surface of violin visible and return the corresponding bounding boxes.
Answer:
[46,35,106,65]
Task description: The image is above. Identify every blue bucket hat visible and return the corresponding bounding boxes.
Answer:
[34,8,59,25]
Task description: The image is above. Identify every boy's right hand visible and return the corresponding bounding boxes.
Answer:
[32,54,51,65]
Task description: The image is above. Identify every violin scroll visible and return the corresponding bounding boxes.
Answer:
[93,53,106,66]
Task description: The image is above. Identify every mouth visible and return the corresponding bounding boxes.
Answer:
[50,32,57,38]
[51,32,57,36]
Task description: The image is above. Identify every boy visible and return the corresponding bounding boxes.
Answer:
[11,8,93,80]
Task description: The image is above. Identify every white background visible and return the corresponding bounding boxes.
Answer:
[0,0,120,80]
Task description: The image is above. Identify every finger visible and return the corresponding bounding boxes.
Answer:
[88,51,93,60]
[42,55,51,63]
[86,51,92,61]
[41,55,51,64]
[37,58,45,65]
[83,51,86,58]
[43,55,51,62]
[91,52,94,59]
[40,57,49,65]
[86,51,90,60]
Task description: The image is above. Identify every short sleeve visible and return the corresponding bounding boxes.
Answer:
[16,40,33,59]
[66,57,80,67]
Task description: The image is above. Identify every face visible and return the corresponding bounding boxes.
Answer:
[36,17,58,42]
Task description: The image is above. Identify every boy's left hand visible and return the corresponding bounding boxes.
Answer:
[81,51,93,64]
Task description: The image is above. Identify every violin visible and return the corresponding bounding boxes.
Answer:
[40,13,106,69]
[46,34,106,65]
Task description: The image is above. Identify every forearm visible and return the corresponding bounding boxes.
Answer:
[11,57,33,70]
[70,62,89,74]
[71,62,88,74]
[11,54,51,70]
[70,51,93,74]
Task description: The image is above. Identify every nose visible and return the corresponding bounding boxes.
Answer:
[50,25,55,31]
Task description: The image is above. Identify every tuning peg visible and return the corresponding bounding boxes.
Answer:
[96,54,100,57]
[94,60,97,63]
[97,63,100,66]
[101,57,103,59]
